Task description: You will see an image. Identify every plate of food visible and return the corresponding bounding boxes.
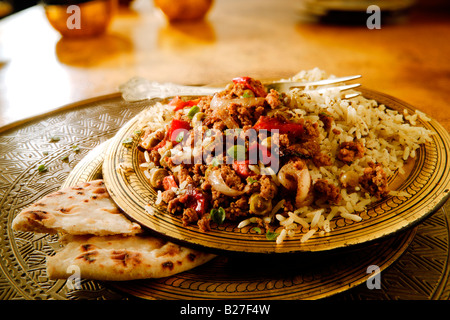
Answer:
[10,137,418,300]
[102,69,450,254]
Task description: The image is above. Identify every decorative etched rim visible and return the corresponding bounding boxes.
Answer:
[108,227,416,300]
[62,141,110,188]
[102,88,450,254]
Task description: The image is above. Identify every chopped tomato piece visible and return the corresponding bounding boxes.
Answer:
[163,175,178,190]
[258,144,273,164]
[185,186,208,215]
[169,96,200,111]
[232,160,253,179]
[247,142,276,166]
[167,119,191,144]
[152,118,191,151]
[253,116,304,137]
[232,76,267,98]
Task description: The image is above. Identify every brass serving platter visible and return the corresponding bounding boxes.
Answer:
[102,88,450,254]
[1,92,449,300]
[64,139,417,300]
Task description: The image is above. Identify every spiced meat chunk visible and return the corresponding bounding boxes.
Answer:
[148,149,161,166]
[197,214,211,232]
[221,165,245,191]
[302,120,320,139]
[182,207,199,226]
[178,167,194,185]
[161,189,176,204]
[227,100,266,128]
[225,196,250,221]
[359,162,389,198]
[219,77,267,99]
[167,197,183,214]
[319,111,334,131]
[281,119,331,167]
[312,152,332,167]
[337,141,365,164]
[259,175,277,200]
[265,89,282,109]
[313,179,342,205]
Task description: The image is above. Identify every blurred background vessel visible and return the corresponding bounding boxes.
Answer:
[297,0,418,24]
[42,0,116,37]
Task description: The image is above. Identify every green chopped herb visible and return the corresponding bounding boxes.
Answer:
[210,207,226,225]
[61,154,69,161]
[210,157,221,167]
[252,227,262,234]
[227,145,246,161]
[241,90,255,98]
[175,131,185,143]
[134,130,142,136]
[187,105,200,119]
[122,138,133,148]
[49,136,60,142]
[72,144,80,152]
[247,177,257,184]
[37,164,47,172]
[42,151,49,156]
[266,230,279,241]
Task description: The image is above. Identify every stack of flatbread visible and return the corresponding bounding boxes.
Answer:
[12,179,216,281]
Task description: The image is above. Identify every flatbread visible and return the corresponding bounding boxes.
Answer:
[47,234,216,281]
[13,179,216,281]
[12,180,142,236]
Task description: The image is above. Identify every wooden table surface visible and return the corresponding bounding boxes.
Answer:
[0,0,449,131]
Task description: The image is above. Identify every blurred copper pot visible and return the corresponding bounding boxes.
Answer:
[154,0,213,22]
[43,0,116,38]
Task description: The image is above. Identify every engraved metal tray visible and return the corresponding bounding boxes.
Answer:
[1,93,449,300]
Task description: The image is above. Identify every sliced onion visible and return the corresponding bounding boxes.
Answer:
[277,162,313,207]
[210,95,239,129]
[277,164,297,191]
[207,169,247,197]
[233,97,266,108]
[295,169,313,207]
[210,95,266,110]
[210,95,266,129]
